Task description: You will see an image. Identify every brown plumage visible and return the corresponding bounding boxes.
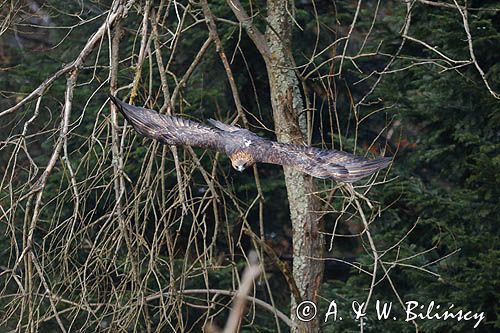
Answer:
[109,96,392,182]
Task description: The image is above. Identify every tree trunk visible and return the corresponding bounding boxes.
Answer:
[265,1,324,332]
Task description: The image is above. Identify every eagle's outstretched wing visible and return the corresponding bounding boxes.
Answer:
[109,96,391,182]
[109,96,225,151]
[254,142,391,182]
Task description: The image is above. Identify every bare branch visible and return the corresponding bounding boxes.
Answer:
[226,0,270,61]
[0,1,128,118]
[452,0,500,99]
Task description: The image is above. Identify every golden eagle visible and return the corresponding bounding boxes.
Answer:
[109,96,391,182]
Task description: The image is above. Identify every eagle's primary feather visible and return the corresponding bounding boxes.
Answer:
[110,96,225,151]
[109,96,391,182]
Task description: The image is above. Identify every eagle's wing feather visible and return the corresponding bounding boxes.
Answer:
[109,96,391,182]
[207,119,240,132]
[255,141,391,182]
[109,96,225,151]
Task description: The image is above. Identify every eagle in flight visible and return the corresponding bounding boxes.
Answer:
[109,96,391,182]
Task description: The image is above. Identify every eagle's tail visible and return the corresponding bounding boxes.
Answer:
[337,157,392,183]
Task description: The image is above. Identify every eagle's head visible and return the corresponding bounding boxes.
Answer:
[230,151,255,172]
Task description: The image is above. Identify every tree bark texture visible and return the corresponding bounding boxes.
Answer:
[265,1,324,332]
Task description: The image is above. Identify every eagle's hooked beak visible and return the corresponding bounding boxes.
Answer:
[232,159,247,172]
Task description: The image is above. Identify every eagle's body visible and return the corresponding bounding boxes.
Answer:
[109,96,391,182]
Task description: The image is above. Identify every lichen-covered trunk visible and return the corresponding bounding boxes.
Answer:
[265,1,324,332]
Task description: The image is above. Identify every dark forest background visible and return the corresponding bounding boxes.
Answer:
[0,0,498,332]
